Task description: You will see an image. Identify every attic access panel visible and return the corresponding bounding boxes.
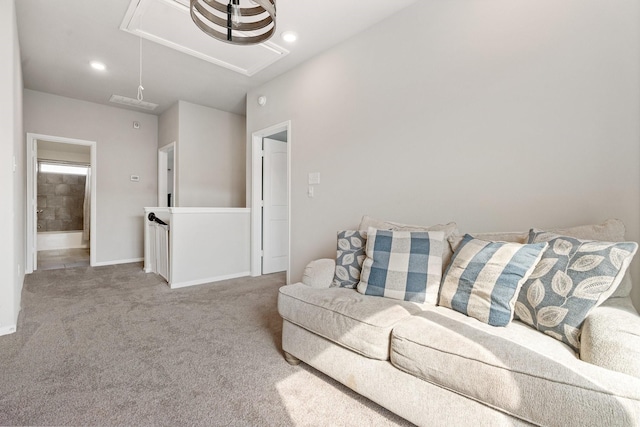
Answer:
[120,0,289,77]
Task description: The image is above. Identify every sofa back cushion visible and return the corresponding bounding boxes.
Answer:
[448,231,529,253]
[358,216,458,273]
[450,219,632,299]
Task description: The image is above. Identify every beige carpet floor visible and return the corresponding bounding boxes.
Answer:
[0,263,412,426]
[37,248,90,271]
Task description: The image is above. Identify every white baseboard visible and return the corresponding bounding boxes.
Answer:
[170,271,251,289]
[0,325,17,336]
[92,257,144,267]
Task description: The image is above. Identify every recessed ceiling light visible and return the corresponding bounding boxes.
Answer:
[90,61,106,71]
[281,31,298,43]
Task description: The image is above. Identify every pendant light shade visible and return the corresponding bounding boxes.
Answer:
[190,0,276,46]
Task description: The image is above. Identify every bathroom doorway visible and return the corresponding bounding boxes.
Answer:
[26,134,97,273]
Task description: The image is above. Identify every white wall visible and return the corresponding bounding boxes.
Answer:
[0,0,25,333]
[23,90,158,265]
[158,103,178,207]
[246,0,640,309]
[176,101,246,207]
[168,208,251,288]
[158,101,246,207]
[159,102,179,149]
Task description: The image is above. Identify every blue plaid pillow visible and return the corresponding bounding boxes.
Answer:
[438,235,548,327]
[356,228,444,303]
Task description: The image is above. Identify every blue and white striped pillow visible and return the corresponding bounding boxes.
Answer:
[357,228,444,303]
[438,235,548,327]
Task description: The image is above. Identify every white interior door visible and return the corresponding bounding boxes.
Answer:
[30,139,38,271]
[262,138,288,274]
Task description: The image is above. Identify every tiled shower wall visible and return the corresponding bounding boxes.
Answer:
[37,172,86,232]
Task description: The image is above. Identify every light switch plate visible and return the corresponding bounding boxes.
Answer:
[308,172,320,185]
[130,175,140,182]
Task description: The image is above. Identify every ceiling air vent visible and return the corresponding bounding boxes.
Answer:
[109,95,159,111]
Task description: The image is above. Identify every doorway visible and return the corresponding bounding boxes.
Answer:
[26,133,97,273]
[158,142,176,207]
[250,121,291,282]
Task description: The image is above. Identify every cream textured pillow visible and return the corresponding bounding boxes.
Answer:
[547,219,626,242]
[358,215,458,234]
[448,231,529,253]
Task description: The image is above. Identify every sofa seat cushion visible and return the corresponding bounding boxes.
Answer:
[278,283,427,360]
[390,307,640,426]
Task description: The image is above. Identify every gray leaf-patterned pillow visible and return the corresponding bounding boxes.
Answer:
[331,230,367,289]
[515,230,638,352]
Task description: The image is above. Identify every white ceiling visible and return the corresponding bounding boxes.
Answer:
[16,0,418,115]
[121,0,290,77]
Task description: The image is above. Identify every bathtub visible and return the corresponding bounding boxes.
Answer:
[37,231,89,251]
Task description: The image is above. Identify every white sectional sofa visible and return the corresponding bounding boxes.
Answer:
[277,218,640,426]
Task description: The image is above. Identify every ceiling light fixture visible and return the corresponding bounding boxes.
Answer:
[90,61,106,71]
[281,31,297,43]
[190,0,276,46]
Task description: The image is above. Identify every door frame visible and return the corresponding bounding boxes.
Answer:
[250,121,291,283]
[26,133,97,273]
[158,142,176,207]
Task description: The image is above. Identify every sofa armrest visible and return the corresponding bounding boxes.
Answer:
[581,297,640,379]
[301,259,336,288]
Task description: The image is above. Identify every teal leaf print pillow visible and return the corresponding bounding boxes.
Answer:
[515,230,638,352]
[331,230,367,289]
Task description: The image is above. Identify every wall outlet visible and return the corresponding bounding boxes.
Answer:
[130,175,140,182]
